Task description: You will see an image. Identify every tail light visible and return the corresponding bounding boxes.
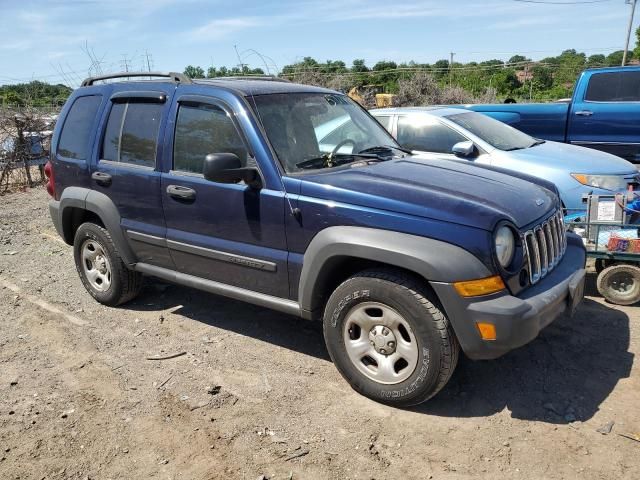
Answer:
[44,161,55,198]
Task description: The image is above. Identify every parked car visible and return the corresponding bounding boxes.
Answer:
[46,72,585,407]
[462,66,640,163]
[371,107,639,211]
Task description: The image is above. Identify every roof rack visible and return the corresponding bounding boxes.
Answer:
[81,71,192,87]
[205,75,291,83]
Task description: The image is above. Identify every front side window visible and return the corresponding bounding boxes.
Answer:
[447,111,536,151]
[585,71,640,102]
[57,95,102,160]
[101,101,163,168]
[251,93,398,173]
[173,102,248,174]
[397,116,467,153]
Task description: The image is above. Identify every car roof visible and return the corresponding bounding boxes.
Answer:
[370,106,472,118]
[194,78,335,96]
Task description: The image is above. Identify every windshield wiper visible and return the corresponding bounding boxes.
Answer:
[296,152,382,170]
[529,139,546,147]
[359,145,412,155]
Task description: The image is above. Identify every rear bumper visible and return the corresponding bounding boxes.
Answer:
[49,200,64,239]
[431,232,586,360]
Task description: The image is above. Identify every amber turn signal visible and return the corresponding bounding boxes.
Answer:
[476,322,497,341]
[453,275,506,297]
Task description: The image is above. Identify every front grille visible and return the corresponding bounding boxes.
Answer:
[524,210,566,285]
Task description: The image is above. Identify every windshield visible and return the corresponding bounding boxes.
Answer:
[447,111,536,151]
[251,92,399,173]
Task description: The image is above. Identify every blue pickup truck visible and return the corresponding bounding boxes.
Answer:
[467,67,640,163]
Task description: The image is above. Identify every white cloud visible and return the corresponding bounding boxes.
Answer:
[187,17,263,41]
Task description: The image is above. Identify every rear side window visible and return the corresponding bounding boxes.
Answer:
[57,96,102,160]
[397,116,466,153]
[173,102,248,174]
[101,101,163,168]
[585,72,640,102]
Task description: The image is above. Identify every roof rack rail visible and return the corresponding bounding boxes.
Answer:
[81,71,192,87]
[208,75,291,83]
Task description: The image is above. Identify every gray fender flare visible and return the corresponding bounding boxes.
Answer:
[298,226,492,315]
[58,187,137,265]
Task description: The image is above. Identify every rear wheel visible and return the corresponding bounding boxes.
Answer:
[596,263,640,306]
[73,222,142,306]
[323,269,459,407]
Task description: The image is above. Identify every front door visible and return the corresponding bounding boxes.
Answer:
[160,93,289,298]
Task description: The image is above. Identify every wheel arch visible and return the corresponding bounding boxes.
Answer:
[298,226,492,319]
[58,187,137,265]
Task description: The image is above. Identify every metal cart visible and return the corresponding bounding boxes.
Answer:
[565,195,640,306]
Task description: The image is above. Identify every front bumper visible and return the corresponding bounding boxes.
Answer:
[431,232,586,360]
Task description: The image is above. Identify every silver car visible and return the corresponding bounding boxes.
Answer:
[371,107,639,211]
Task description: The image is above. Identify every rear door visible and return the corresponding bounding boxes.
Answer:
[91,87,174,269]
[160,90,289,298]
[569,70,640,162]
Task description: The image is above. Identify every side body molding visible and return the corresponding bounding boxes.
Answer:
[57,187,137,265]
[298,226,492,316]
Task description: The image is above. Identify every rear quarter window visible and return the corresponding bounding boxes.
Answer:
[585,71,640,102]
[57,95,102,160]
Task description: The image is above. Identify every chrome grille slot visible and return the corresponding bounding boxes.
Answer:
[536,226,548,276]
[524,210,566,285]
[544,222,555,266]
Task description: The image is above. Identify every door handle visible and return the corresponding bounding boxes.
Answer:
[166,184,196,202]
[91,171,112,186]
[575,110,593,117]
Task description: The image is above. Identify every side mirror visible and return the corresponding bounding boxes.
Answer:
[452,141,477,159]
[203,153,261,188]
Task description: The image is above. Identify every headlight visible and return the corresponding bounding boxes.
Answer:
[571,174,631,191]
[495,225,515,268]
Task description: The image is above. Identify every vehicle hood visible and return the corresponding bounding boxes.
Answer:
[297,156,558,231]
[501,140,637,175]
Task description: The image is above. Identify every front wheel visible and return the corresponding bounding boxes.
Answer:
[323,269,459,407]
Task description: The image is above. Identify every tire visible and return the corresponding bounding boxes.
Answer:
[596,263,640,306]
[323,268,459,407]
[73,222,142,306]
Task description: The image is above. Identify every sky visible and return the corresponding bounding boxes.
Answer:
[0,0,637,87]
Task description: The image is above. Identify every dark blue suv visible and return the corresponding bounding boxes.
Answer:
[46,72,586,406]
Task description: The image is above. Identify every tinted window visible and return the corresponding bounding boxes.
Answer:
[375,115,392,132]
[173,103,248,174]
[586,71,640,102]
[101,101,162,168]
[57,96,102,160]
[397,116,467,153]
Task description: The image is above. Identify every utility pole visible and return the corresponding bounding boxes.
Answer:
[449,52,455,86]
[121,54,130,72]
[144,50,153,72]
[623,0,637,66]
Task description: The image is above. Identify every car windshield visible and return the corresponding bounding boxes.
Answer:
[446,111,536,151]
[250,92,399,173]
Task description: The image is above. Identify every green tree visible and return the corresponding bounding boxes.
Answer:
[184,65,205,78]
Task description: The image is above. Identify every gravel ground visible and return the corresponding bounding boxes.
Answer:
[0,187,639,480]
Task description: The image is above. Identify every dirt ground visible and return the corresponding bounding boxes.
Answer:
[0,188,638,480]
